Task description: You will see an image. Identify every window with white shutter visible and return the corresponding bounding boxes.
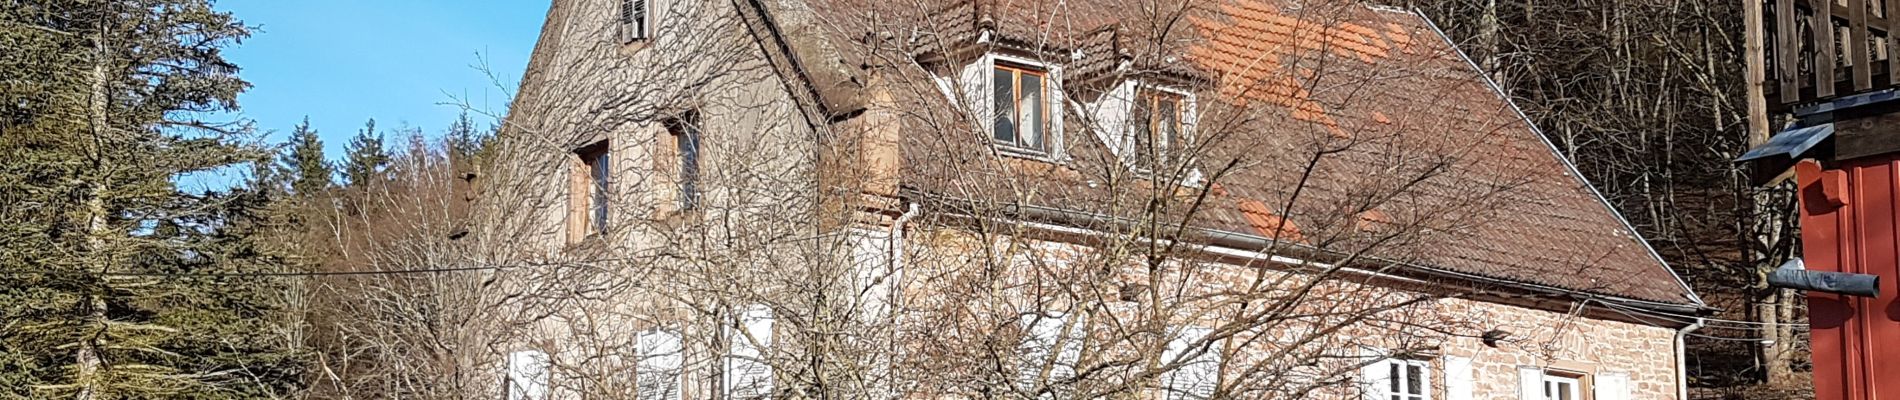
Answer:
[505,350,550,400]
[1160,326,1220,400]
[1592,372,1630,400]
[1019,311,1086,395]
[725,305,775,399]
[637,329,684,400]
[1443,356,1474,400]
[1517,367,1544,400]
[1518,367,1589,400]
[619,0,650,43]
[1361,352,1430,400]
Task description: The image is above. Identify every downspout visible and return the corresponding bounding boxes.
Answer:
[875,202,920,399]
[888,202,921,293]
[1674,318,1705,400]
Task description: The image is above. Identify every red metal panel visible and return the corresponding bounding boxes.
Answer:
[1855,159,1900,400]
[1798,156,1900,400]
[1800,159,1854,400]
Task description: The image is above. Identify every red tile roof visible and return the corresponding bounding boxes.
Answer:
[793,0,1700,306]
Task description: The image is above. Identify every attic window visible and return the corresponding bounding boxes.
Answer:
[620,0,650,43]
[993,62,1050,154]
[1132,88,1185,171]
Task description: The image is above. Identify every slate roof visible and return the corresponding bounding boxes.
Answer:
[780,0,1703,307]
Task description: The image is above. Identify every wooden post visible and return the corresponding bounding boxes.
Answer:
[1750,0,1773,144]
[1779,0,1801,103]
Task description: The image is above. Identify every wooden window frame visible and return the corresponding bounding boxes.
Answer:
[570,141,611,243]
[1132,87,1187,172]
[992,62,1052,155]
[666,112,702,212]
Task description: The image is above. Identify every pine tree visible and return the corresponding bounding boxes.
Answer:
[444,111,493,167]
[282,117,334,196]
[342,118,391,188]
[0,1,304,397]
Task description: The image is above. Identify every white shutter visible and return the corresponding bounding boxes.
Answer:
[632,0,648,40]
[1443,356,1474,400]
[1020,311,1084,386]
[506,350,550,400]
[727,305,775,399]
[1517,367,1545,400]
[1161,326,1218,400]
[961,57,993,129]
[1360,348,1392,400]
[1593,372,1630,400]
[849,229,895,317]
[638,329,684,400]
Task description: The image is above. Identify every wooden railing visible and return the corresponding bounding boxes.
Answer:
[1768,0,1898,109]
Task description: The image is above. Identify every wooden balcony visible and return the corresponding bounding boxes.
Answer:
[1767,0,1900,111]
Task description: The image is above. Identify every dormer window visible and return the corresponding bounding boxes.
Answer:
[1132,88,1185,171]
[992,63,1050,154]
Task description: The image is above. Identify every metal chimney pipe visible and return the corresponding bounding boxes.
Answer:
[1767,259,1881,298]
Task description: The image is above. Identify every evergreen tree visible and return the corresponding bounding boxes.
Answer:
[282,117,333,196]
[342,118,390,188]
[444,111,494,168]
[0,1,304,397]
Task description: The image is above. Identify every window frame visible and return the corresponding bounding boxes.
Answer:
[666,112,702,212]
[992,61,1053,155]
[620,0,652,43]
[573,141,612,239]
[1131,86,1189,172]
[1376,358,1431,400]
[1541,373,1583,400]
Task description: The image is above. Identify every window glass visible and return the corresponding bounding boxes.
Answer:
[991,63,1050,153]
[993,68,1017,143]
[669,112,702,211]
[591,150,610,233]
[575,142,611,237]
[1373,358,1428,400]
[1020,73,1044,151]
[1134,89,1186,171]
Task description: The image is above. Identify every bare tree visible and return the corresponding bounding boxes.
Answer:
[288,1,1703,400]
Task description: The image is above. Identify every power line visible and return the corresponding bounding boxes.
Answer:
[1594,299,1811,330]
[0,265,513,278]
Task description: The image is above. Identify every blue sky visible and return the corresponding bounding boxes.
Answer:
[207,0,548,179]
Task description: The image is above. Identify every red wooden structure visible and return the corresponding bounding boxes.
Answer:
[1793,150,1900,400]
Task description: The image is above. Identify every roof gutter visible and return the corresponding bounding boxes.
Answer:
[909,192,1709,317]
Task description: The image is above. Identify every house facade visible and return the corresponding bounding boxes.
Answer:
[481,0,1709,399]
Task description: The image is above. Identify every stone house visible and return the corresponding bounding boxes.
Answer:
[483,0,1709,399]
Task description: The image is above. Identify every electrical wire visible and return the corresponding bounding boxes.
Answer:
[0,265,511,278]
[1591,300,1800,342]
[1594,298,1813,330]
